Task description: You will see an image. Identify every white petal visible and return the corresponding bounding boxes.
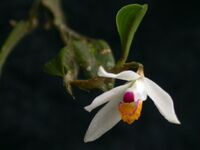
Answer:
[144,77,180,124]
[84,83,131,112]
[126,79,148,101]
[98,66,140,81]
[84,99,121,142]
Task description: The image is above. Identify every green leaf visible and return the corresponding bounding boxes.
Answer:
[72,41,98,77]
[72,39,115,78]
[116,4,148,64]
[90,40,115,70]
[44,45,79,95]
[44,39,115,93]
[44,45,78,77]
[0,21,31,75]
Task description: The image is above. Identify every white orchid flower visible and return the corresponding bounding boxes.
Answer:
[84,66,180,142]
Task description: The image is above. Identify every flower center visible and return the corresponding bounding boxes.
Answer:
[118,101,143,124]
[123,92,134,103]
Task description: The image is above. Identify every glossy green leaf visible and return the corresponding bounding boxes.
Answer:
[116,4,147,64]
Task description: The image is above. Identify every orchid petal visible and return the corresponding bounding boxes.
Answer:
[144,77,180,124]
[127,79,148,101]
[98,66,140,81]
[84,99,121,142]
[84,83,131,112]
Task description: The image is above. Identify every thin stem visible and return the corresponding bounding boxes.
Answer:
[41,0,85,45]
[0,0,40,75]
[116,48,129,67]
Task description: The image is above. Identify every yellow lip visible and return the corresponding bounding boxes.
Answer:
[118,100,143,124]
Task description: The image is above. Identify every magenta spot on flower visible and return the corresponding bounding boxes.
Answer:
[123,92,134,103]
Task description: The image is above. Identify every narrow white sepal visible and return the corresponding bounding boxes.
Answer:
[144,77,180,124]
[84,83,131,112]
[98,66,140,81]
[84,99,121,142]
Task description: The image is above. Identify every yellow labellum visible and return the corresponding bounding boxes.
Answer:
[118,101,143,124]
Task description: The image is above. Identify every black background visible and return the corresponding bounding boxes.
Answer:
[0,0,199,149]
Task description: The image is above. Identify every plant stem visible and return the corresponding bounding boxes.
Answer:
[41,0,85,45]
[0,0,40,75]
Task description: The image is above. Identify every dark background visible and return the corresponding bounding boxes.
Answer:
[0,0,199,149]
